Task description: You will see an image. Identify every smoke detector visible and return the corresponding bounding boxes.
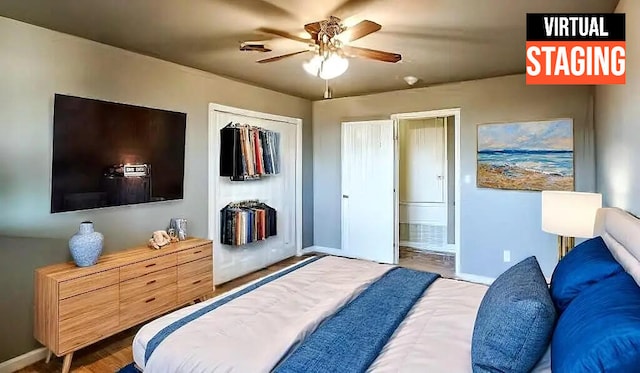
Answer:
[403,75,419,86]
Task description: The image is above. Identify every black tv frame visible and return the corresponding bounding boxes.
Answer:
[50,94,187,213]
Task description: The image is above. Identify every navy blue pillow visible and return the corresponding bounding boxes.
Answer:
[471,256,556,373]
[552,271,640,372]
[550,236,624,312]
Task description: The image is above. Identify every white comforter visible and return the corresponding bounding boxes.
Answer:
[134,256,392,372]
[369,278,551,373]
[368,278,488,372]
[133,256,552,372]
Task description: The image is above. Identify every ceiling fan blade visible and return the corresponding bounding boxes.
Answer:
[336,20,381,43]
[257,27,313,44]
[304,22,322,37]
[342,46,401,63]
[256,50,309,63]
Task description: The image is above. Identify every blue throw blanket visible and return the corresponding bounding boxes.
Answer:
[273,267,440,373]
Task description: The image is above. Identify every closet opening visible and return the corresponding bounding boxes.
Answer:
[392,109,460,277]
[208,103,303,285]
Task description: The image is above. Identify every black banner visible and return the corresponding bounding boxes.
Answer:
[527,14,625,41]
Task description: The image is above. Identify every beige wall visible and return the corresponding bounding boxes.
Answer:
[313,74,595,279]
[0,16,312,362]
[596,0,640,214]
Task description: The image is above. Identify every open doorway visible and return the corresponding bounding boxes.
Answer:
[392,109,460,277]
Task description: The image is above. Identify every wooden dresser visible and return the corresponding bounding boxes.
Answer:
[34,238,214,373]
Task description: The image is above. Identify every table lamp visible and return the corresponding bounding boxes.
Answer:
[541,191,602,260]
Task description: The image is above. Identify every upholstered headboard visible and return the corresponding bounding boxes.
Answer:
[595,207,640,286]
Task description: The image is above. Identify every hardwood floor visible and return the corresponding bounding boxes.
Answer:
[18,251,455,372]
[399,246,456,278]
[17,255,310,373]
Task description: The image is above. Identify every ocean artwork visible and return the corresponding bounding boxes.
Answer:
[477,119,574,191]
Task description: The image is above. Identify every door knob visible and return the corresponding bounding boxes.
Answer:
[342,195,349,198]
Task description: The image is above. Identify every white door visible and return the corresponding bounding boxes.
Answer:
[399,117,446,203]
[341,120,395,264]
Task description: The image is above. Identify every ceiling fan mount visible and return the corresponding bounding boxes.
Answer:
[315,16,346,44]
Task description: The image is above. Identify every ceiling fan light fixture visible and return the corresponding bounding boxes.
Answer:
[302,55,323,76]
[319,53,349,80]
[302,53,349,80]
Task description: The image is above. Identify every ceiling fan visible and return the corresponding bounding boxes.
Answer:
[242,16,401,80]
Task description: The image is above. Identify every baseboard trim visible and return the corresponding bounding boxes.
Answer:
[301,245,348,257]
[0,347,47,373]
[455,272,495,285]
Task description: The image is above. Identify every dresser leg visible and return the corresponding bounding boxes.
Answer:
[62,352,73,373]
[45,349,52,363]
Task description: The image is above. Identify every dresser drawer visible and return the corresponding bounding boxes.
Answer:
[178,256,212,281]
[120,253,177,282]
[177,244,212,265]
[120,284,177,328]
[120,266,177,301]
[58,285,119,354]
[178,271,213,305]
[59,269,119,300]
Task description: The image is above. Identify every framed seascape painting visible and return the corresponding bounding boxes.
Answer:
[477,119,574,191]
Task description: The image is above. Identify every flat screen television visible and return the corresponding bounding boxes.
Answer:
[51,94,187,213]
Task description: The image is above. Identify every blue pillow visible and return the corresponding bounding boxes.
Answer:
[472,256,556,373]
[550,236,624,312]
[552,271,640,372]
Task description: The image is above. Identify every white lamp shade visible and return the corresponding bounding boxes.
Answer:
[302,55,323,76]
[319,54,349,80]
[541,191,602,238]
[302,53,349,80]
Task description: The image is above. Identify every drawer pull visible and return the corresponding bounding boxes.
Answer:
[145,263,157,268]
[192,280,202,285]
[146,280,157,285]
[145,297,156,303]
[194,250,202,254]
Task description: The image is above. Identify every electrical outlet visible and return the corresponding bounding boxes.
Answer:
[503,250,511,262]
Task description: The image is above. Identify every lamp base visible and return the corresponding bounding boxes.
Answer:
[557,235,575,260]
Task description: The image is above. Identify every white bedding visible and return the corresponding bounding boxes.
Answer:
[368,278,551,373]
[133,256,552,372]
[368,279,487,372]
[134,256,392,372]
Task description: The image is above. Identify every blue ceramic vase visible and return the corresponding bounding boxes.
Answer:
[69,221,104,267]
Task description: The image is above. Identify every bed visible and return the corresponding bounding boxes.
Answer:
[132,207,640,373]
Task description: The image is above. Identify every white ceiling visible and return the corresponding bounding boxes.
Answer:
[0,0,618,99]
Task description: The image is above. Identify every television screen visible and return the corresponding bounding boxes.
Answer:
[51,94,186,213]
